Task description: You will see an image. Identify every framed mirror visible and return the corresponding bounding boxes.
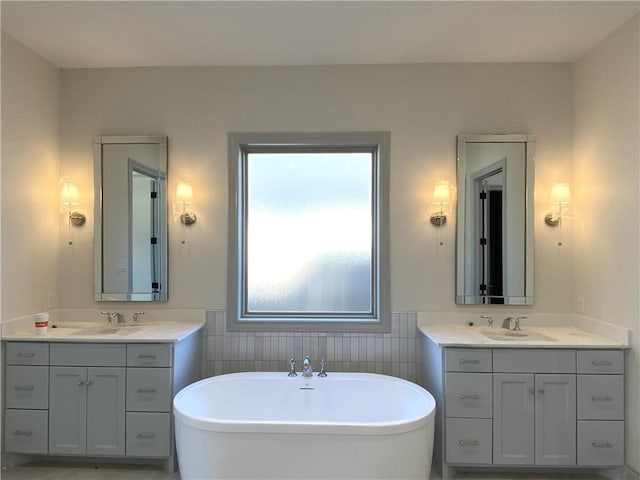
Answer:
[94,135,168,301]
[456,134,534,305]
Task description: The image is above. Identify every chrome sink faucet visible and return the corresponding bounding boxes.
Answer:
[101,311,124,323]
[302,355,313,377]
[501,316,515,330]
[502,316,527,330]
[481,315,493,328]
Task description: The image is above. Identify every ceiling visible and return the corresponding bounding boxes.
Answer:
[2,1,639,68]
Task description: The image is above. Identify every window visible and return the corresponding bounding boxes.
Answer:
[228,132,390,332]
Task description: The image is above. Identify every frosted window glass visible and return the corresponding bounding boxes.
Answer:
[245,152,373,315]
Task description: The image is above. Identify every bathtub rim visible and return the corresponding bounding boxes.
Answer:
[174,371,436,435]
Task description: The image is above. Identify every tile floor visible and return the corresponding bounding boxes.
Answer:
[0,463,609,480]
[1,462,179,480]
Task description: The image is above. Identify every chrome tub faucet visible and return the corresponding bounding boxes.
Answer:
[302,355,313,377]
[288,358,297,377]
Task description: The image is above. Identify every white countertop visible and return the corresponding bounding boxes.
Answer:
[418,323,630,349]
[2,321,204,344]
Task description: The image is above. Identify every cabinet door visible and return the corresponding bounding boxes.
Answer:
[49,366,87,454]
[493,373,534,464]
[86,367,126,456]
[535,374,576,465]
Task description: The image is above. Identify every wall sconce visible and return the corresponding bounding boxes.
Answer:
[430,180,451,227]
[174,182,197,225]
[544,182,570,227]
[60,179,86,226]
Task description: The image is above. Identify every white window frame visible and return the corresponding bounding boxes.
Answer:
[227,132,391,332]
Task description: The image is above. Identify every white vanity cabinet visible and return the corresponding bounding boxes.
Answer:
[576,350,625,466]
[2,327,201,472]
[420,338,626,479]
[493,349,576,466]
[4,343,50,454]
[125,344,173,458]
[48,344,126,455]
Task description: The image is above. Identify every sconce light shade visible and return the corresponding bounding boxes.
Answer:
[175,181,197,225]
[545,182,570,227]
[60,179,86,227]
[430,180,451,227]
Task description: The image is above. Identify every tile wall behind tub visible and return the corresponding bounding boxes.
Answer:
[201,312,421,383]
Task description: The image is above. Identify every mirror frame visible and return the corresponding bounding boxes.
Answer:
[94,135,168,302]
[455,133,535,305]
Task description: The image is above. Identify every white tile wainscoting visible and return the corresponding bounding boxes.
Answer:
[200,311,421,382]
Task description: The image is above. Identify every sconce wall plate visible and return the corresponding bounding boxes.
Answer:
[180,212,197,225]
[544,213,560,227]
[430,213,447,227]
[70,211,86,226]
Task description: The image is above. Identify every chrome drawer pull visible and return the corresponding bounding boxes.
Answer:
[137,387,157,394]
[592,441,613,448]
[459,440,480,446]
[591,360,613,366]
[16,353,35,358]
[138,354,157,359]
[459,359,480,364]
[13,430,33,436]
[137,433,156,439]
[14,385,34,391]
[459,394,480,400]
[591,395,613,402]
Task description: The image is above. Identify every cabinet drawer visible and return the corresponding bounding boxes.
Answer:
[127,368,172,412]
[4,409,48,454]
[445,373,492,418]
[577,421,624,466]
[126,412,171,457]
[127,344,172,367]
[6,342,49,365]
[577,375,624,420]
[5,366,49,409]
[50,343,125,366]
[445,348,492,372]
[577,350,623,374]
[446,418,492,464]
[493,349,575,373]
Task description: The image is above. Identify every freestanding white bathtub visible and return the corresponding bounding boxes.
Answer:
[174,372,435,480]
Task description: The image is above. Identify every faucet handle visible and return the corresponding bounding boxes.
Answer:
[514,316,527,331]
[480,315,493,327]
[318,358,327,377]
[133,312,145,322]
[100,312,116,323]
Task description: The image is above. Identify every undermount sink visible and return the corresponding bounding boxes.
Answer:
[480,329,556,341]
[69,325,144,336]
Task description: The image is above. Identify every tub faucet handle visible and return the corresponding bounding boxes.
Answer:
[288,358,297,377]
[318,358,327,377]
[302,355,313,377]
